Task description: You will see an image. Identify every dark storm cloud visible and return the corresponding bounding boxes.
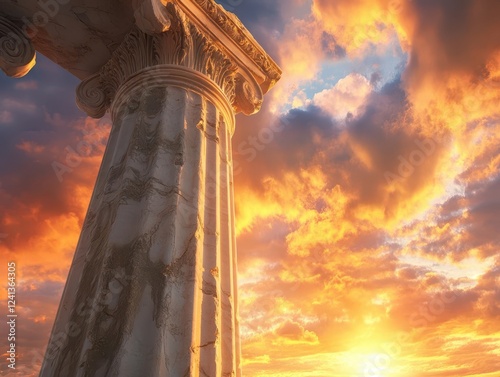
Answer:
[233,102,340,192]
[405,0,500,84]
[234,78,450,224]
[334,80,448,219]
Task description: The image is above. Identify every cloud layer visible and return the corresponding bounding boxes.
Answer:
[0,1,499,376]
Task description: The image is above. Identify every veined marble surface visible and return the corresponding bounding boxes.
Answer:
[40,84,240,376]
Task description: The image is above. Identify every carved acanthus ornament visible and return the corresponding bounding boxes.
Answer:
[76,0,280,121]
[192,0,281,89]
[0,16,36,78]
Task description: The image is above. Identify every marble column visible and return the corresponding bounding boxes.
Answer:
[33,1,281,376]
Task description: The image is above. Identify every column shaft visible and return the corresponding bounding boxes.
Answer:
[40,71,240,377]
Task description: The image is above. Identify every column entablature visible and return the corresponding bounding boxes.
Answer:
[76,0,281,120]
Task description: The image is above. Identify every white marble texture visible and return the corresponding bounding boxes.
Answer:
[40,82,240,377]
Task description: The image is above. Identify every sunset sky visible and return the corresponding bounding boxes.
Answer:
[1,0,500,376]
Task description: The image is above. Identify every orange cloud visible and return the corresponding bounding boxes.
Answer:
[2,1,500,376]
[0,114,109,376]
[312,0,400,55]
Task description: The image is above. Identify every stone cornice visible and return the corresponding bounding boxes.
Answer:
[0,15,36,78]
[0,0,281,92]
[133,0,282,93]
[190,0,281,92]
[77,1,273,118]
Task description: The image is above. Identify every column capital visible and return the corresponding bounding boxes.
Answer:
[0,15,36,78]
[76,0,281,119]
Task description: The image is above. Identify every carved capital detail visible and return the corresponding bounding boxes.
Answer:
[234,72,263,115]
[76,1,279,120]
[192,0,281,90]
[76,73,109,119]
[0,16,36,78]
